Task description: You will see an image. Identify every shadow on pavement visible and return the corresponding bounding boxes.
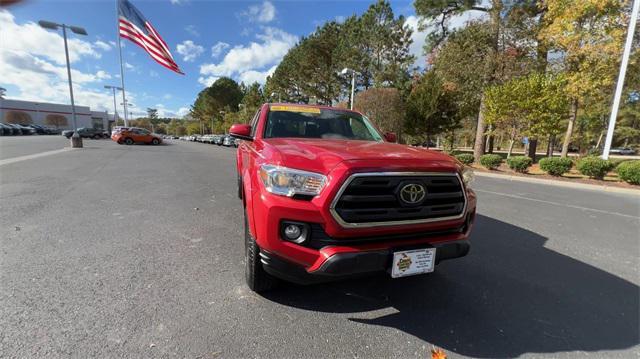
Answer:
[264,215,639,358]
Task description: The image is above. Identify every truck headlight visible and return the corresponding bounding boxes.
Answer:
[461,168,474,187]
[259,164,327,197]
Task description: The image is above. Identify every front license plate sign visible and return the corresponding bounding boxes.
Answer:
[391,248,436,278]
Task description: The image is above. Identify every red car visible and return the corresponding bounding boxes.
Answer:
[111,127,162,145]
[230,104,476,292]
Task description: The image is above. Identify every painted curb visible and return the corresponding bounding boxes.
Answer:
[474,170,640,196]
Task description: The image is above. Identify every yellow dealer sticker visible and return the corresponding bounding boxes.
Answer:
[270,105,321,114]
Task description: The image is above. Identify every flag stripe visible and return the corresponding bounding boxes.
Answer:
[146,23,173,60]
[116,0,183,75]
[119,33,180,72]
[118,19,181,72]
[118,25,177,68]
[119,19,165,55]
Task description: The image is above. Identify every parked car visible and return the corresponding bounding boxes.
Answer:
[0,123,14,135]
[62,127,105,139]
[112,127,162,145]
[6,124,24,135]
[213,134,224,145]
[610,147,636,155]
[230,103,476,292]
[17,124,35,135]
[25,124,46,135]
[222,135,234,146]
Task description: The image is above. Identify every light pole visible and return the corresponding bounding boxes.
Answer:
[602,0,639,159]
[39,20,87,148]
[104,85,122,129]
[120,100,133,125]
[340,68,358,110]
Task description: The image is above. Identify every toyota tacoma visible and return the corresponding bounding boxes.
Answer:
[230,104,476,292]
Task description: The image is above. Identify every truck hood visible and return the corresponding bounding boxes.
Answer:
[261,138,459,175]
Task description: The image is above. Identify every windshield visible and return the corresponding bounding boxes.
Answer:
[264,106,382,141]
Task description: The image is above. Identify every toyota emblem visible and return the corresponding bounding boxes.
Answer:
[399,183,426,205]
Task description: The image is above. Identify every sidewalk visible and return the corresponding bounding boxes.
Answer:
[474,170,640,196]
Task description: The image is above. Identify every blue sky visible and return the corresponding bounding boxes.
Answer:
[0,0,474,118]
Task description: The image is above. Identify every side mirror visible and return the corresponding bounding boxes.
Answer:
[229,124,252,140]
[383,132,397,143]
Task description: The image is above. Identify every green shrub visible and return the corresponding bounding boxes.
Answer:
[539,157,573,176]
[506,156,533,173]
[479,154,503,170]
[576,156,614,179]
[616,160,640,185]
[455,153,475,165]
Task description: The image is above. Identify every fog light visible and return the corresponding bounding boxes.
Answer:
[284,224,301,240]
[281,221,309,244]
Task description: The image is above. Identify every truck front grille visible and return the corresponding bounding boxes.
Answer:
[330,173,466,227]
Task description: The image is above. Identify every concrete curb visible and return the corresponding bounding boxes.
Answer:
[474,170,640,196]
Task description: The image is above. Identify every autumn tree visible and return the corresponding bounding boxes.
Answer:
[44,114,68,129]
[354,88,405,142]
[485,73,569,159]
[540,0,627,157]
[415,0,506,161]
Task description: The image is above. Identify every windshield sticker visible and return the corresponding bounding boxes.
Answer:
[270,105,321,114]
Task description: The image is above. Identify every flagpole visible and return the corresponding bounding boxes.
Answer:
[116,0,129,127]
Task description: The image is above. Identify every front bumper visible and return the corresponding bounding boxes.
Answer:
[260,239,470,285]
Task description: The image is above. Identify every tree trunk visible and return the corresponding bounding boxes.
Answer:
[473,94,487,162]
[507,126,516,158]
[595,131,604,149]
[527,138,538,162]
[547,135,555,157]
[561,98,579,157]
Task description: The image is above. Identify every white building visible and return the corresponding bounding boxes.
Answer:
[0,98,112,131]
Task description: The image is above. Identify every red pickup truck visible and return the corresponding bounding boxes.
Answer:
[230,104,476,292]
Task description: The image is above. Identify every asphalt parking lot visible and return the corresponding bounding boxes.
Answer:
[0,136,638,358]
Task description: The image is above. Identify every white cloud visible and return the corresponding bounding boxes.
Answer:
[169,0,183,5]
[0,50,119,112]
[198,76,219,87]
[199,27,296,84]
[96,70,111,80]
[211,41,230,58]
[176,40,204,62]
[404,16,428,68]
[94,40,112,51]
[241,1,276,23]
[124,62,136,71]
[177,107,190,117]
[238,65,277,85]
[0,10,102,65]
[185,25,199,37]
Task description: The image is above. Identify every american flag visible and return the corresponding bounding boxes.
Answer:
[117,0,183,74]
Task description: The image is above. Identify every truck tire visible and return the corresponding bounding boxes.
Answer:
[244,209,277,293]
[237,174,243,200]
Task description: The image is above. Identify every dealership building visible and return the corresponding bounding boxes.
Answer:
[0,98,112,131]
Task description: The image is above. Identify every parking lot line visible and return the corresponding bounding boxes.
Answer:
[475,189,640,220]
[0,148,71,167]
